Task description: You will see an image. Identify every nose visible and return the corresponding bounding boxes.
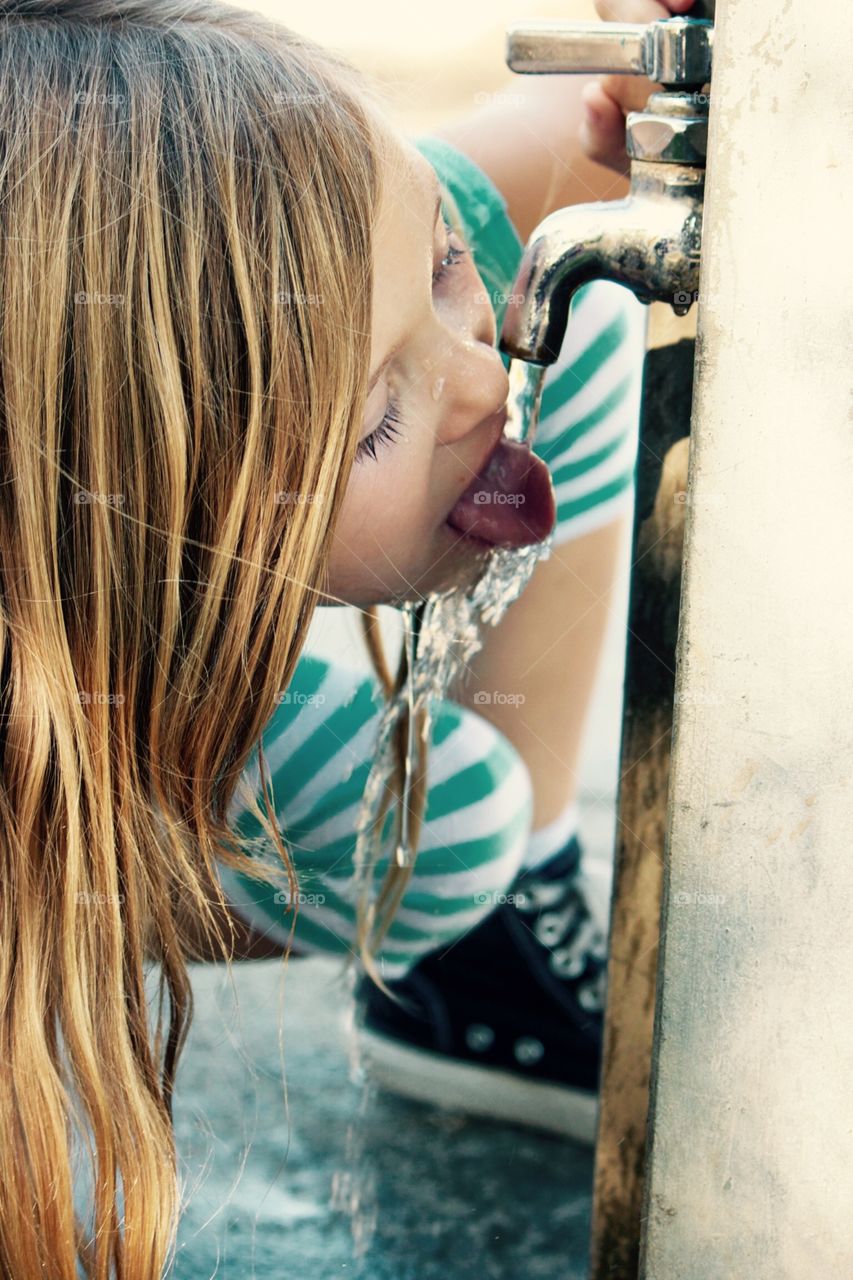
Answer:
[433,289,510,448]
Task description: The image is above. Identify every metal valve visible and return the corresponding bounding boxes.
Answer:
[505,15,713,92]
[498,13,716,361]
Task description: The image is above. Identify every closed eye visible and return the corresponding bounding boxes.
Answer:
[432,217,468,286]
[355,396,405,464]
[355,219,469,466]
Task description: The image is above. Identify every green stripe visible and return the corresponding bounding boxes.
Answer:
[280,701,467,842]
[540,312,628,414]
[549,433,628,487]
[535,372,634,467]
[237,772,530,909]
[271,682,381,802]
[282,653,330,700]
[281,761,373,845]
[234,700,478,858]
[230,656,335,823]
[281,766,530,882]
[555,471,635,523]
[422,747,517,824]
[431,703,465,746]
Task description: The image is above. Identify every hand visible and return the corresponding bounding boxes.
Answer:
[578,0,699,175]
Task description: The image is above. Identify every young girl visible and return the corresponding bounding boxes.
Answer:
[0,0,685,1275]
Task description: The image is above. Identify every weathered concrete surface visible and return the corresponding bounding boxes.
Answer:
[638,1,853,1276]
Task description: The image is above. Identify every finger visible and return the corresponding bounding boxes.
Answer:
[594,0,674,21]
[579,81,630,172]
[594,0,695,23]
[598,72,660,116]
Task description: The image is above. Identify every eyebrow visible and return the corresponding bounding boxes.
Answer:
[366,179,443,397]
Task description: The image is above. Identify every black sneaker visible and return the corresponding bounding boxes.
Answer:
[354,834,608,1145]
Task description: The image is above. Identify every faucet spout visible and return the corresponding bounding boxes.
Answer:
[500,161,704,366]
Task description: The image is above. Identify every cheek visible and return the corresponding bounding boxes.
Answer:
[343,437,437,545]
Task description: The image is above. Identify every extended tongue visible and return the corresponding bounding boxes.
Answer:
[446,437,556,549]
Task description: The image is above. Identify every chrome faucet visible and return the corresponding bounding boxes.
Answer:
[499,16,714,366]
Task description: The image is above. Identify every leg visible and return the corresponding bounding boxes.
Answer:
[455,515,629,830]
[452,279,643,838]
[215,653,535,981]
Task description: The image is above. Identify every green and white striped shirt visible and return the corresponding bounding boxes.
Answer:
[215,135,645,979]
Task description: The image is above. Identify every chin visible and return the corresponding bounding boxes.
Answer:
[325,523,493,609]
[398,525,493,601]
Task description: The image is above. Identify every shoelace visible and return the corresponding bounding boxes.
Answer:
[515,874,609,1013]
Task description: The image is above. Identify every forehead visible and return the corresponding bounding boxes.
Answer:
[374,134,436,239]
[368,136,438,377]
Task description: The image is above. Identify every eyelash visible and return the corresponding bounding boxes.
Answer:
[355,219,468,465]
[431,217,468,285]
[354,398,404,463]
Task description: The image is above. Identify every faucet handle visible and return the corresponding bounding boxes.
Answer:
[505,16,713,90]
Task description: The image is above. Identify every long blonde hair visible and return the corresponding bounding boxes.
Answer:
[0,0,426,1273]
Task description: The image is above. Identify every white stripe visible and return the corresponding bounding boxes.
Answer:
[286,748,531,859]
[536,290,647,453]
[224,884,467,959]
[536,358,637,462]
[277,700,527,843]
[226,662,383,825]
[318,817,529,904]
[226,663,341,821]
[425,716,499,784]
[552,420,639,506]
[323,848,528,927]
[359,898,512,936]
[287,668,514,822]
[550,488,635,547]
[549,402,638,481]
[282,709,383,823]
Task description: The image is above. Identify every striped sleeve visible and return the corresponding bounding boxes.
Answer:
[412,133,646,545]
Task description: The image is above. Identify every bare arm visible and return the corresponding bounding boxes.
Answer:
[429,73,629,244]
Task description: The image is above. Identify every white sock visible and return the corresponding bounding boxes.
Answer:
[520,798,581,873]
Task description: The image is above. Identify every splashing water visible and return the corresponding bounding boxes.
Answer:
[351,358,554,958]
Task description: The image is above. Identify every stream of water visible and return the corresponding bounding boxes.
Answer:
[351,358,552,921]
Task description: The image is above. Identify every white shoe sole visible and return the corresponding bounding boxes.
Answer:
[357,1028,599,1146]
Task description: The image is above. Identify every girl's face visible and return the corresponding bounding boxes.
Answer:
[323,136,514,608]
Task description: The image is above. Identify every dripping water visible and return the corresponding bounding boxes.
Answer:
[394,600,418,869]
[333,356,552,1261]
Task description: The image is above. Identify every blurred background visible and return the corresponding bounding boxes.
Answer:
[242,0,600,134]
